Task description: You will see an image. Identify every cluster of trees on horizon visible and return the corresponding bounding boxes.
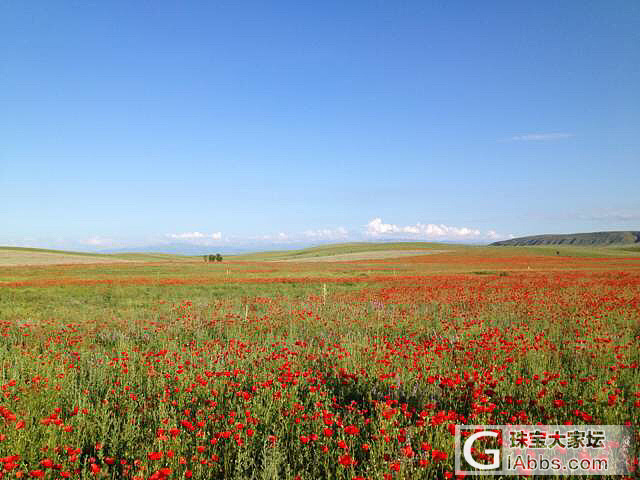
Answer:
[203,253,223,263]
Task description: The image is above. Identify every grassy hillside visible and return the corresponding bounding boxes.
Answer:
[234,241,640,262]
[105,252,198,262]
[0,246,194,266]
[0,246,112,257]
[491,231,640,247]
[4,240,640,267]
[229,242,454,261]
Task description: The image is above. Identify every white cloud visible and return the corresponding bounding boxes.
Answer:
[167,231,222,241]
[366,218,509,241]
[303,227,349,240]
[366,218,398,235]
[259,232,290,242]
[508,132,573,141]
[82,236,115,246]
[165,232,224,246]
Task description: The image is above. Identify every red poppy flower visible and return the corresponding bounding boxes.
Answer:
[339,454,355,467]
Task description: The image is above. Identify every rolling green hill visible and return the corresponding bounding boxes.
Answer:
[491,231,640,247]
[0,246,195,266]
[4,238,639,267]
[229,242,454,261]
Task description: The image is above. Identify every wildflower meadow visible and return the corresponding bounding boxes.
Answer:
[1,247,638,479]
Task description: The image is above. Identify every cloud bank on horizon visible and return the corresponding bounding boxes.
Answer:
[167,232,223,241]
[365,218,506,241]
[160,218,511,248]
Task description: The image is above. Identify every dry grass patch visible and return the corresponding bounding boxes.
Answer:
[0,250,133,266]
[276,249,449,262]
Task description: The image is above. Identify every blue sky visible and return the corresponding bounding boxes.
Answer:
[2,1,639,251]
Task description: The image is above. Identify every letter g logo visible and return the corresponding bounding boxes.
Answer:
[463,431,500,470]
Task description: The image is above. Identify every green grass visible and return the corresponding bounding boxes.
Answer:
[106,252,198,262]
[486,244,640,258]
[0,246,112,257]
[230,242,456,261]
[236,241,640,262]
[617,246,640,253]
[3,241,640,270]
[0,246,196,264]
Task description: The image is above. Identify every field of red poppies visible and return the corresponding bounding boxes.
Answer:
[0,248,639,479]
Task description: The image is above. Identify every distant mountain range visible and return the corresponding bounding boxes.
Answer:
[491,231,640,246]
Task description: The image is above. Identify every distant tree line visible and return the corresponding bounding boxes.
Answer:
[204,253,223,263]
